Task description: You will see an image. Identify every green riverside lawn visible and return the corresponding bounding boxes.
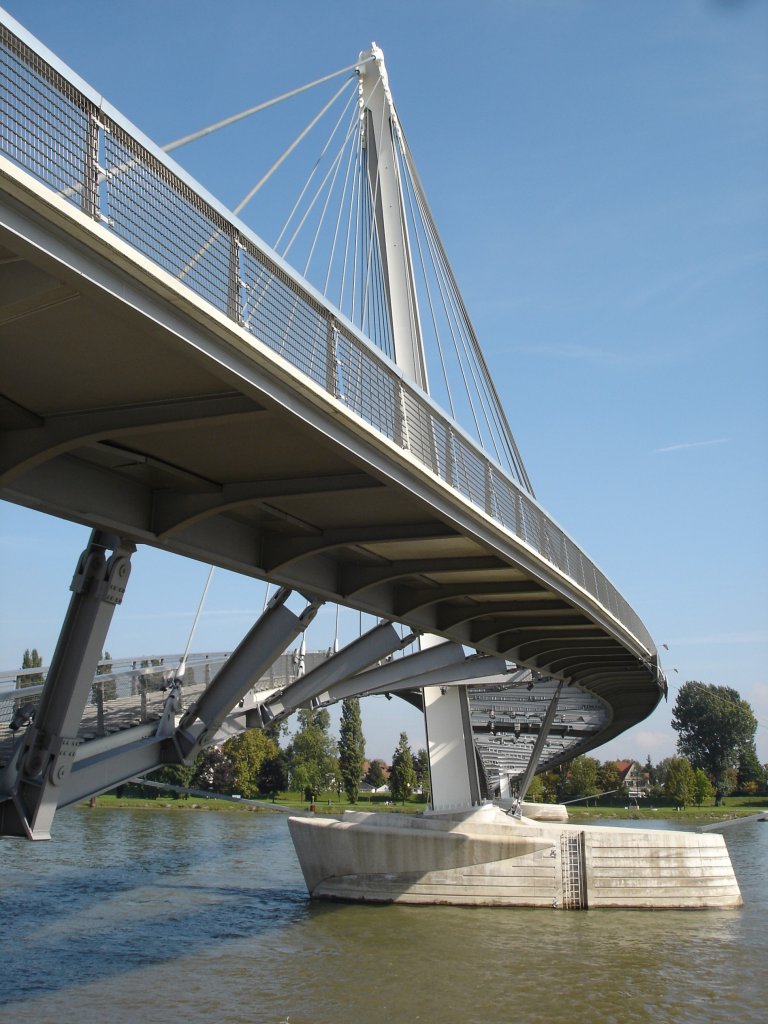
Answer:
[565,797,767,823]
[81,790,428,815]
[81,790,768,823]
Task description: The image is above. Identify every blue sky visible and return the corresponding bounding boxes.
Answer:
[1,0,766,763]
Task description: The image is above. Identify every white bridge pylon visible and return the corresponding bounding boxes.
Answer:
[357,44,427,391]
[357,46,480,810]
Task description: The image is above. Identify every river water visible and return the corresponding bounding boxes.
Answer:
[1,807,765,1024]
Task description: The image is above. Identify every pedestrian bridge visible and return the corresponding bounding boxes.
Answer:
[0,11,664,838]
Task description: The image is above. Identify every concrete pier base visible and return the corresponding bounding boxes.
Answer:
[288,804,742,910]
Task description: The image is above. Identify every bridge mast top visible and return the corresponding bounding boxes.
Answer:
[356,44,428,392]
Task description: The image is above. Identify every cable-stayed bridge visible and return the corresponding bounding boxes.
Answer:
[0,12,665,840]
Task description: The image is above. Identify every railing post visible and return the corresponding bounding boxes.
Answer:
[446,427,455,489]
[484,463,495,517]
[139,678,148,723]
[83,112,100,219]
[326,321,338,397]
[95,681,105,736]
[227,232,241,324]
[396,381,410,450]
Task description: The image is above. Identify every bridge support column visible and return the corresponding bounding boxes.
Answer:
[0,530,134,839]
[422,637,481,809]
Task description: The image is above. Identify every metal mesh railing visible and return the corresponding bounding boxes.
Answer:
[0,18,654,655]
[0,26,92,210]
[0,650,332,766]
[0,653,228,761]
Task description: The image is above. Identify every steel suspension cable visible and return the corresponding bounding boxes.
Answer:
[299,112,359,276]
[324,122,359,295]
[404,159,489,446]
[390,125,502,452]
[233,77,354,216]
[277,107,357,264]
[400,131,534,493]
[338,131,361,313]
[177,566,215,679]
[275,87,358,253]
[398,150,457,418]
[350,141,363,324]
[163,56,374,153]
[404,155,509,463]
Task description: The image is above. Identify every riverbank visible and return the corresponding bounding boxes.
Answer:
[79,791,427,816]
[81,792,768,824]
[566,801,768,825]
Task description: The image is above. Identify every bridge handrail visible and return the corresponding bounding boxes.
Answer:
[0,14,654,655]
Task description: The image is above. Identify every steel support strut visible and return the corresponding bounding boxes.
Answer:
[506,681,563,817]
[262,620,412,721]
[174,587,321,763]
[0,530,134,839]
[4,588,321,817]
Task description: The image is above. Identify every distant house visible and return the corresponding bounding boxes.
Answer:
[361,759,390,794]
[359,780,390,794]
[615,760,650,798]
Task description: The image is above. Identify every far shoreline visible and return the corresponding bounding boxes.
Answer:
[76,793,768,826]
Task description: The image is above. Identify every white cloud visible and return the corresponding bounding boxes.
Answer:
[652,438,730,455]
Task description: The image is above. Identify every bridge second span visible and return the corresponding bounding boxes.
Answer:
[0,12,665,837]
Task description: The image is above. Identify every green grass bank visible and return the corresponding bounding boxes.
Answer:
[80,791,767,825]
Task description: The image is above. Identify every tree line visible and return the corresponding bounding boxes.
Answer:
[142,699,430,805]
[13,649,429,804]
[532,680,765,808]
[14,650,764,808]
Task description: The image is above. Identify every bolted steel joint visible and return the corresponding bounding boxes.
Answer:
[70,534,135,604]
[102,552,133,606]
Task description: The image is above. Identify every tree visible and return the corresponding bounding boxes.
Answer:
[148,762,195,797]
[18,648,43,689]
[258,749,289,801]
[565,756,600,799]
[597,761,622,796]
[338,698,366,803]
[365,759,387,789]
[654,757,676,787]
[672,681,757,802]
[526,774,545,802]
[297,707,331,731]
[389,732,416,803]
[287,708,338,799]
[223,730,279,798]
[413,748,431,802]
[692,768,714,807]
[736,742,766,793]
[539,769,563,803]
[664,756,695,808]
[191,746,235,793]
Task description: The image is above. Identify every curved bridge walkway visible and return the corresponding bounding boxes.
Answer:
[0,12,663,838]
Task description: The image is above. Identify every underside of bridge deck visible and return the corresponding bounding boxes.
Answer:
[0,164,662,755]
